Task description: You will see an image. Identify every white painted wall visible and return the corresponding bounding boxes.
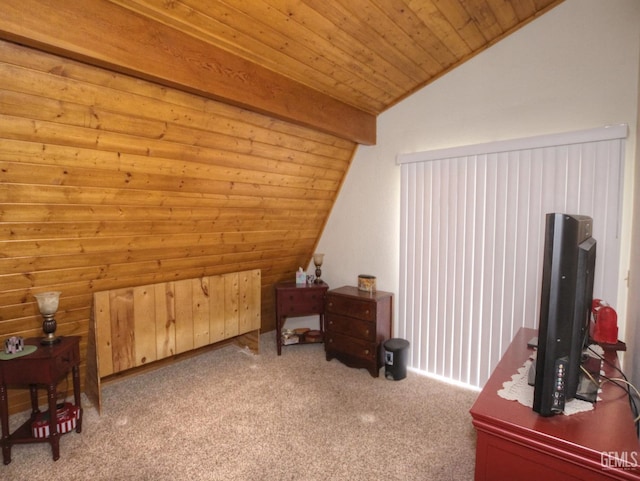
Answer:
[315,0,640,384]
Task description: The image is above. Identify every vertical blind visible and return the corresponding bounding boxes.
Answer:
[397,125,627,389]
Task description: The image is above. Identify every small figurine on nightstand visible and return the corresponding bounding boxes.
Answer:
[4,336,24,354]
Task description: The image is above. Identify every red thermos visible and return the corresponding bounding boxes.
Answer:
[592,303,618,345]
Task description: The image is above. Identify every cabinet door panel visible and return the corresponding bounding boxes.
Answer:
[109,288,135,373]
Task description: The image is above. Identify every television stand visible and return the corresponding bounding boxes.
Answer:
[471,327,640,480]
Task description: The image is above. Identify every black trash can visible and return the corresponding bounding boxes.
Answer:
[384,338,410,380]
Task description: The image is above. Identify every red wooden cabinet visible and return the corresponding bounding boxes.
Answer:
[470,327,640,480]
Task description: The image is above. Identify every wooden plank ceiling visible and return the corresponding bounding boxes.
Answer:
[0,0,563,144]
[111,0,563,116]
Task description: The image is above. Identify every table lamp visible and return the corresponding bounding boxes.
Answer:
[313,253,324,284]
[34,291,62,345]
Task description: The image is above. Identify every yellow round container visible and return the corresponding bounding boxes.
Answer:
[358,275,376,293]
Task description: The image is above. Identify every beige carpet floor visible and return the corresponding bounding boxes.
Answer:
[4,332,479,480]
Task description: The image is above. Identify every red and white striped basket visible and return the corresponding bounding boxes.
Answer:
[31,402,80,439]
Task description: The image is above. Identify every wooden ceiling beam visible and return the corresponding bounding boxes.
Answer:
[0,0,376,145]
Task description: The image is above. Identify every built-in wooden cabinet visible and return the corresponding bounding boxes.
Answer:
[86,269,261,412]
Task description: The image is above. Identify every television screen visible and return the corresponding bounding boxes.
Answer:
[532,213,596,416]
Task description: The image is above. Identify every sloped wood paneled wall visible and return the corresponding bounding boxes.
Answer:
[0,39,356,413]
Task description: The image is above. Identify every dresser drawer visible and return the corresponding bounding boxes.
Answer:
[325,332,376,362]
[277,289,325,317]
[326,313,375,341]
[326,295,375,321]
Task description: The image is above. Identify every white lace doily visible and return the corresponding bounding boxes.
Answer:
[497,357,596,415]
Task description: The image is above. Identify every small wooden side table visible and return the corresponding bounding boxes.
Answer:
[275,282,329,355]
[0,336,83,465]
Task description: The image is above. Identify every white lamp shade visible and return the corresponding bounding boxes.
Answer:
[34,291,61,316]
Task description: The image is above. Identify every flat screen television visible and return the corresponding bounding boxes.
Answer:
[532,213,597,416]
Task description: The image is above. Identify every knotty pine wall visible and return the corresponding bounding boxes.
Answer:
[0,39,355,412]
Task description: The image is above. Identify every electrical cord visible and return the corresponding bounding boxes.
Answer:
[599,376,640,423]
[587,344,640,436]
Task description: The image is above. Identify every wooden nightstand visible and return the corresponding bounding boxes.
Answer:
[324,286,393,377]
[0,336,83,465]
[275,282,329,355]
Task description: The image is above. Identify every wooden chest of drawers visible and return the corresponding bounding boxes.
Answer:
[324,286,393,377]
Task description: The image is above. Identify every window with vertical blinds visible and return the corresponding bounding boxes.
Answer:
[397,125,627,389]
